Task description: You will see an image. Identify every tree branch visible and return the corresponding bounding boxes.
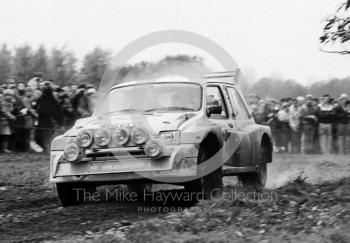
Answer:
[319,48,350,54]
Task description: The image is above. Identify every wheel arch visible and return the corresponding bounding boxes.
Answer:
[198,129,223,158]
[261,133,273,163]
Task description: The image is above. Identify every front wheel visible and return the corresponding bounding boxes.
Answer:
[184,146,223,200]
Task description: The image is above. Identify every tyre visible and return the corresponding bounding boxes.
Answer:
[184,145,223,200]
[56,183,96,207]
[239,146,268,191]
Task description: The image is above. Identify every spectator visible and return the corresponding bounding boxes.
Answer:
[247,93,259,114]
[27,72,42,91]
[334,94,349,154]
[70,84,78,96]
[6,79,16,89]
[301,94,318,154]
[17,82,26,97]
[86,87,98,113]
[345,99,350,154]
[267,103,281,149]
[0,89,16,152]
[56,87,75,129]
[254,100,268,125]
[9,88,26,151]
[289,97,303,153]
[316,94,335,154]
[276,103,290,152]
[20,88,38,151]
[35,81,63,151]
[70,84,91,118]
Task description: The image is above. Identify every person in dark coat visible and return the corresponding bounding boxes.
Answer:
[70,84,91,119]
[35,81,63,151]
[316,94,335,154]
[56,87,75,129]
[334,94,349,154]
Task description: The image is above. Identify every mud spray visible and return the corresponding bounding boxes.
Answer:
[266,163,305,189]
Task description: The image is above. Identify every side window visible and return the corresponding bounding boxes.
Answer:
[226,87,250,120]
[206,86,228,119]
[225,87,237,118]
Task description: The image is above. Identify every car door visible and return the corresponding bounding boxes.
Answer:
[205,85,239,164]
[224,85,254,166]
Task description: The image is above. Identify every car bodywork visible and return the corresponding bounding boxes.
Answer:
[49,71,273,186]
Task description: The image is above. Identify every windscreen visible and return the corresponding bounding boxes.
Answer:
[97,82,202,115]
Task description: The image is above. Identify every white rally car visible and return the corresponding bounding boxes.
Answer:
[50,71,273,206]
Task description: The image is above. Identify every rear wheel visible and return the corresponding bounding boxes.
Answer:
[239,163,267,191]
[239,146,268,191]
[184,146,223,200]
[56,183,96,207]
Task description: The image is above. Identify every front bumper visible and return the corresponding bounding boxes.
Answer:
[50,144,198,184]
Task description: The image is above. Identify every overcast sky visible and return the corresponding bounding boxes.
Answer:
[0,0,349,84]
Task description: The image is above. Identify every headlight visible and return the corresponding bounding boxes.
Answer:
[94,129,111,146]
[144,139,163,158]
[131,127,148,145]
[112,128,130,145]
[159,131,179,144]
[76,130,93,148]
[63,143,80,162]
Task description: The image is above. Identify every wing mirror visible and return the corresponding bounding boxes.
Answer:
[206,99,222,117]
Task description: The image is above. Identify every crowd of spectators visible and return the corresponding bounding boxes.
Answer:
[0,74,97,153]
[248,93,350,155]
[1,74,349,156]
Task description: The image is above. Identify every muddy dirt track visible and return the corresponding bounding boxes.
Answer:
[0,153,349,242]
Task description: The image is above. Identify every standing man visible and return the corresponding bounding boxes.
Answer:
[277,103,290,153]
[35,81,63,151]
[70,84,90,119]
[301,95,318,154]
[334,94,349,154]
[289,97,303,153]
[316,94,335,155]
[345,99,350,154]
[0,89,16,153]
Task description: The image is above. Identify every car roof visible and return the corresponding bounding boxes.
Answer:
[110,71,239,90]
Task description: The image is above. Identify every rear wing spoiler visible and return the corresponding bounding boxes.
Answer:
[203,69,241,84]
